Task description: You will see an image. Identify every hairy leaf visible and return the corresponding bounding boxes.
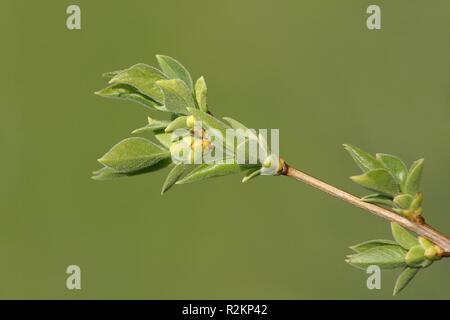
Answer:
[109,63,166,104]
[405,245,426,267]
[376,153,408,187]
[92,159,171,180]
[95,83,164,111]
[98,137,170,173]
[161,164,185,194]
[343,144,383,172]
[176,163,246,185]
[346,245,407,269]
[165,116,188,132]
[404,159,424,196]
[361,194,394,206]
[195,76,208,112]
[393,267,420,295]
[156,79,194,114]
[350,169,399,196]
[349,239,398,253]
[156,55,193,92]
[391,223,419,250]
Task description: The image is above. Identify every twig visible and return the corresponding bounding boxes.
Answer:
[281,162,450,256]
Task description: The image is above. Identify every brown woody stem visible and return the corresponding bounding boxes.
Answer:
[281,161,450,256]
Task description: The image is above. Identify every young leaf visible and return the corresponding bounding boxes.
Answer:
[404,159,424,196]
[187,108,230,139]
[350,169,399,196]
[156,55,193,92]
[132,118,170,134]
[361,194,394,206]
[102,70,123,78]
[393,267,420,295]
[346,245,407,270]
[98,137,170,173]
[92,159,171,180]
[195,76,208,112]
[176,163,246,185]
[161,164,185,194]
[156,79,194,115]
[242,168,262,183]
[154,131,172,149]
[376,153,408,186]
[165,116,188,132]
[393,194,413,209]
[405,245,426,267]
[391,223,419,250]
[109,63,167,104]
[343,144,383,172]
[222,117,249,130]
[349,239,398,253]
[95,83,165,111]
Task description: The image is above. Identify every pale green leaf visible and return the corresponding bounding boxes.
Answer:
[176,163,246,185]
[156,55,193,92]
[376,153,408,186]
[405,245,426,267]
[92,159,171,180]
[98,137,170,173]
[195,76,208,112]
[222,117,249,130]
[161,164,185,194]
[346,245,407,270]
[109,63,167,104]
[350,169,400,196]
[393,194,413,209]
[95,83,164,111]
[242,168,262,183]
[349,239,398,253]
[165,116,188,132]
[154,131,172,149]
[156,79,194,115]
[393,267,420,295]
[404,159,424,196]
[391,223,419,250]
[343,144,383,172]
[361,194,394,206]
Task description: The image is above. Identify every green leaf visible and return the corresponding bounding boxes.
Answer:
[391,223,419,250]
[156,55,193,92]
[343,144,383,172]
[346,245,407,270]
[376,153,408,186]
[187,108,231,143]
[154,131,172,149]
[404,159,424,196]
[349,239,398,253]
[393,267,420,295]
[156,79,194,114]
[92,159,171,180]
[222,117,249,130]
[195,76,208,112]
[361,194,394,206]
[161,164,185,194]
[98,137,170,173]
[95,83,164,111]
[393,194,413,209]
[405,245,426,267]
[132,117,170,134]
[176,163,246,185]
[350,169,399,196]
[165,116,188,132]
[109,63,167,104]
[102,70,123,78]
[242,168,262,183]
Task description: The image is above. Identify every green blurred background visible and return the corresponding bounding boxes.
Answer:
[1,0,449,299]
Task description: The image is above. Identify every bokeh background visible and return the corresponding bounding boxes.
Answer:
[1,0,449,299]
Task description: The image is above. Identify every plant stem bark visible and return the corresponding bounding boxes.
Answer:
[281,162,450,256]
